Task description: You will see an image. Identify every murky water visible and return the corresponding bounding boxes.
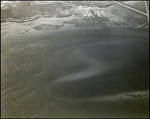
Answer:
[1,27,149,118]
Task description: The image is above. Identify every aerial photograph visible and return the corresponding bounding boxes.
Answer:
[1,1,149,118]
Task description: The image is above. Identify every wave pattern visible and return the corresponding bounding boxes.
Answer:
[1,27,149,118]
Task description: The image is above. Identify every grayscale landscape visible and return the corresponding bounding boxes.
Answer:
[1,1,149,118]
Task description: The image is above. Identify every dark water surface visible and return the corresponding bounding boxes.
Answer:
[1,27,149,118]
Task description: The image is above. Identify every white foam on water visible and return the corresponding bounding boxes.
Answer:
[80,90,149,102]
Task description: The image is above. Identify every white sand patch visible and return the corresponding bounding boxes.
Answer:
[1,22,30,36]
[34,1,57,5]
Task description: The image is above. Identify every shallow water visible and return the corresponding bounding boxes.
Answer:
[1,26,149,118]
